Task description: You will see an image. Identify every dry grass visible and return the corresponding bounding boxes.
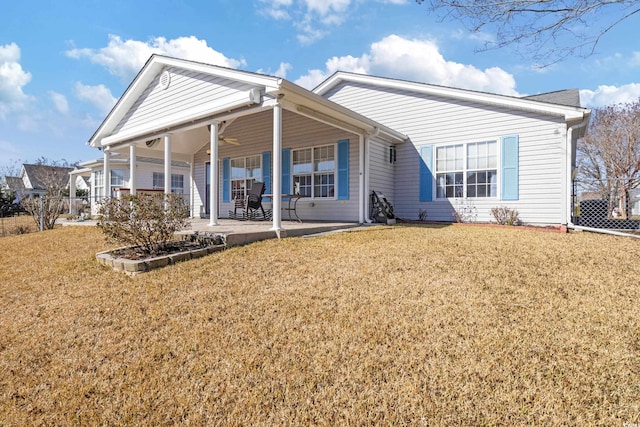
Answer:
[0,214,35,237]
[0,225,639,426]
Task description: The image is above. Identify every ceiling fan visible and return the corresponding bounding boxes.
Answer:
[218,135,240,145]
[208,121,240,145]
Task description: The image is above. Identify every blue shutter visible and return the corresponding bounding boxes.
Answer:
[419,145,434,202]
[222,157,230,203]
[262,151,271,200]
[501,135,519,200]
[337,139,349,200]
[281,148,291,195]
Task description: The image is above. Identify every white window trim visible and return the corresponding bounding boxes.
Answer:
[434,139,501,200]
[292,143,337,200]
[230,154,262,201]
[153,171,186,194]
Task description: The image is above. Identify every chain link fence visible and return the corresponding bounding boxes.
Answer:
[573,178,640,231]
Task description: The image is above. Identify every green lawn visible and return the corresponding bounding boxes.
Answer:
[0,225,638,425]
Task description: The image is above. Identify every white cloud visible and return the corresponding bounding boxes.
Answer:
[256,62,293,78]
[580,84,640,108]
[49,91,69,114]
[0,139,21,163]
[74,82,118,115]
[275,62,293,78]
[258,0,408,44]
[66,35,247,81]
[0,43,33,119]
[295,34,520,96]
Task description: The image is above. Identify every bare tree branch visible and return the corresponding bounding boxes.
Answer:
[416,0,640,66]
[578,98,640,216]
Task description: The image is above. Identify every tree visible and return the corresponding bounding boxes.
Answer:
[416,0,640,65]
[577,99,640,217]
[20,159,74,230]
[98,193,190,256]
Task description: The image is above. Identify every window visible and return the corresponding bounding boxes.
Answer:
[436,140,497,198]
[292,144,335,198]
[110,169,124,196]
[230,155,261,200]
[94,170,104,198]
[153,172,185,193]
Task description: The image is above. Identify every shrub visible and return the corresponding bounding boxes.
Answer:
[98,193,190,256]
[417,209,428,221]
[491,206,521,226]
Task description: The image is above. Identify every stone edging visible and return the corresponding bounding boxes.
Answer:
[96,244,226,275]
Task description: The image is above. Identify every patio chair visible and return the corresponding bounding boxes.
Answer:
[245,181,267,220]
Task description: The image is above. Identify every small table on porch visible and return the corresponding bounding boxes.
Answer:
[263,193,307,222]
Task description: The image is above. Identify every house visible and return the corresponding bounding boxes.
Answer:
[70,156,191,216]
[314,72,590,225]
[80,55,590,229]
[3,164,73,203]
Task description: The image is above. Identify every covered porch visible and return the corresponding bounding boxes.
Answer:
[85,55,406,235]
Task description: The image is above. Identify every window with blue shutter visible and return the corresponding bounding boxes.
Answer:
[222,157,230,203]
[337,139,349,200]
[501,135,519,200]
[262,151,271,200]
[419,145,434,202]
[281,148,291,195]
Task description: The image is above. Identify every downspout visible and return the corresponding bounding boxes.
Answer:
[358,133,365,223]
[566,113,590,228]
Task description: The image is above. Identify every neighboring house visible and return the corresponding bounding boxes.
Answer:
[82,55,590,229]
[3,164,73,203]
[70,156,191,216]
[2,176,25,202]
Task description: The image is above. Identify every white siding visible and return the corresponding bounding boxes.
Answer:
[368,138,395,203]
[192,110,361,222]
[325,82,567,225]
[113,67,258,136]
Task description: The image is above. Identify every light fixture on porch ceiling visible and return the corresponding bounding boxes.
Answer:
[145,138,161,148]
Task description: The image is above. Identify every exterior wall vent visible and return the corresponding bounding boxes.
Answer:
[159,70,171,90]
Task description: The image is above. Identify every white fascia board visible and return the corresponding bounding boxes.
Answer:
[315,72,588,121]
[89,55,281,148]
[69,168,92,177]
[155,56,281,89]
[101,89,261,147]
[277,79,408,143]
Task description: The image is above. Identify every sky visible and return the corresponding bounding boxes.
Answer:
[1,0,639,170]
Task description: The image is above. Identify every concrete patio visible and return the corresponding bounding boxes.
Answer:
[181,218,363,247]
[63,217,365,247]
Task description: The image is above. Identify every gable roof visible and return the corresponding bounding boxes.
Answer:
[21,164,73,190]
[3,176,24,192]
[313,72,589,122]
[89,55,407,149]
[523,89,582,108]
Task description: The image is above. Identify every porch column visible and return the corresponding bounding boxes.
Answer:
[358,133,365,224]
[209,121,219,226]
[69,174,77,215]
[271,103,283,234]
[129,144,137,195]
[103,148,111,199]
[164,134,172,197]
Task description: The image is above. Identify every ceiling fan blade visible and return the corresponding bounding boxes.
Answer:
[219,136,240,145]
